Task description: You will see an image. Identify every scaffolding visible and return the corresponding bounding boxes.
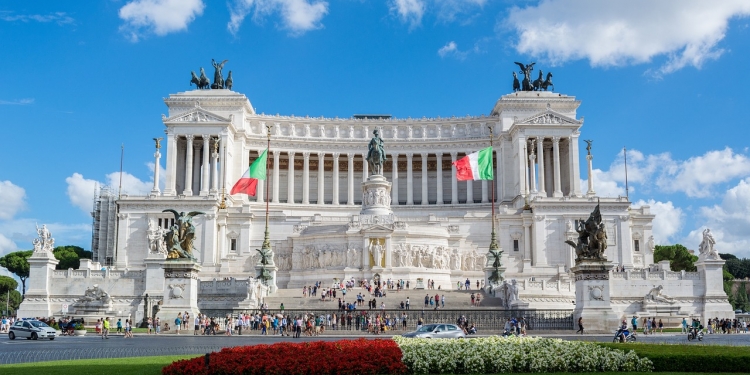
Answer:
[90,186,117,266]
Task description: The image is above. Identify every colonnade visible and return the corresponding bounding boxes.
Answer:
[521,135,581,198]
[248,151,498,205]
[164,134,222,197]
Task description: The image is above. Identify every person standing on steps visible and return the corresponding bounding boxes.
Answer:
[405,297,410,310]
[576,317,584,334]
[102,317,110,339]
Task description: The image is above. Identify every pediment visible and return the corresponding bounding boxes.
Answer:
[516,110,581,126]
[360,224,394,233]
[164,108,230,123]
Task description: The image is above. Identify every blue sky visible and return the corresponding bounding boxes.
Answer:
[1,0,750,268]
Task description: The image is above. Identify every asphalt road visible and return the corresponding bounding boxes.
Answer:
[1,332,749,365]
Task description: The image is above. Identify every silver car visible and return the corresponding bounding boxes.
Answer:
[9,320,57,340]
[401,324,466,339]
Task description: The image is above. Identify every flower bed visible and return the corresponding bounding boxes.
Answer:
[162,338,406,375]
[393,336,653,374]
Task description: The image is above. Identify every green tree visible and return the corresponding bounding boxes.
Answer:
[654,244,698,272]
[53,245,93,270]
[0,276,21,315]
[720,253,738,261]
[0,250,32,299]
[735,282,750,312]
[725,258,750,280]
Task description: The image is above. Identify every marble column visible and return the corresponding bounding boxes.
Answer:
[523,219,532,262]
[164,132,177,196]
[362,153,368,181]
[287,152,296,203]
[529,151,537,194]
[332,153,340,205]
[151,147,161,194]
[436,152,443,205]
[200,136,210,196]
[523,140,530,197]
[537,137,546,196]
[302,152,310,204]
[553,136,563,197]
[317,152,325,205]
[570,135,583,197]
[347,153,354,205]
[192,143,201,194]
[219,137,227,194]
[272,150,280,203]
[466,180,474,204]
[391,153,399,206]
[211,141,219,194]
[450,152,458,204]
[183,135,194,196]
[518,138,527,196]
[421,152,428,205]
[481,180,488,203]
[406,153,414,205]
[587,153,596,196]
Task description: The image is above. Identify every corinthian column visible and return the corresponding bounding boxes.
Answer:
[302,152,310,204]
[436,152,443,205]
[362,153,368,181]
[553,137,563,197]
[450,152,458,204]
[332,153,340,205]
[347,153,354,205]
[183,135,194,196]
[421,153,428,205]
[391,153,399,206]
[287,152,296,203]
[272,150,280,203]
[537,137,546,196]
[151,144,161,195]
[164,132,177,196]
[317,152,325,205]
[406,153,414,205]
[200,135,210,196]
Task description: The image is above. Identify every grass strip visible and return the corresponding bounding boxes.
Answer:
[599,343,750,373]
[0,354,201,375]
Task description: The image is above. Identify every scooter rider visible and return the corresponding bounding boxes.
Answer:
[690,318,701,338]
[616,319,629,342]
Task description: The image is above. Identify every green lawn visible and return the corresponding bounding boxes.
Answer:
[0,355,201,375]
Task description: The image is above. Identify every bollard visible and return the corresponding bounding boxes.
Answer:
[205,353,210,368]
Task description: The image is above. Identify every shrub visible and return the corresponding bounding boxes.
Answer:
[162,338,406,375]
[394,336,653,374]
[599,343,750,373]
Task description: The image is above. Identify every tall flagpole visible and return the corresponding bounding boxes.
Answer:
[260,124,272,273]
[623,147,629,200]
[488,126,499,253]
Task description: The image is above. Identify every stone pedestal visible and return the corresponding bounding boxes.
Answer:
[571,260,618,333]
[256,263,278,294]
[17,250,59,318]
[360,174,392,216]
[156,260,201,323]
[696,258,734,320]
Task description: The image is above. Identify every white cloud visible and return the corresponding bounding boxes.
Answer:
[633,199,683,245]
[0,11,74,25]
[687,178,750,258]
[0,98,34,105]
[438,41,457,57]
[506,0,750,76]
[119,0,205,41]
[656,147,750,198]
[66,168,154,213]
[228,0,329,36]
[0,181,26,220]
[390,0,425,28]
[0,233,18,258]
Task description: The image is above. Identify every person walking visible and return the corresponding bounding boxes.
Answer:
[116,318,123,335]
[194,315,202,335]
[576,317,584,334]
[632,316,638,332]
[124,319,133,338]
[102,317,110,339]
[175,314,182,335]
[441,295,445,308]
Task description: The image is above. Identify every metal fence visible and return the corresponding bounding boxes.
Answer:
[199,308,574,331]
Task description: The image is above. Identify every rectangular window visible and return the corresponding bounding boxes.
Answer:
[230,239,237,251]
[634,239,640,252]
[513,239,519,252]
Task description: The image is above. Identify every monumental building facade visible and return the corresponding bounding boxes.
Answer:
[18,85,733,325]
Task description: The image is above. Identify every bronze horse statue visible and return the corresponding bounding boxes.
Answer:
[190,71,209,90]
[512,72,520,92]
[541,72,554,91]
[532,70,544,91]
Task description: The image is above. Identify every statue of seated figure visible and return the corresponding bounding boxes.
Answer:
[645,285,676,305]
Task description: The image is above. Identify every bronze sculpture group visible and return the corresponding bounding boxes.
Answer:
[162,209,204,260]
[565,202,608,262]
[513,62,554,92]
[366,129,387,175]
[190,59,233,90]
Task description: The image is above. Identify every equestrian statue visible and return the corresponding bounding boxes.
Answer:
[366,129,387,176]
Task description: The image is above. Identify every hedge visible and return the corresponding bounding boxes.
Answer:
[598,343,750,373]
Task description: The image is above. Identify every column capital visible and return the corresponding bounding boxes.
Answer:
[537,136,545,144]
[406,152,414,159]
[303,151,311,159]
[347,152,354,158]
[450,151,457,160]
[317,151,325,158]
[435,151,443,157]
[185,134,194,141]
[552,136,561,143]
[333,152,340,158]
[288,151,296,157]
[202,134,210,139]
[420,152,428,158]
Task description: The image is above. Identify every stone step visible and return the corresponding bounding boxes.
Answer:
[264,288,503,309]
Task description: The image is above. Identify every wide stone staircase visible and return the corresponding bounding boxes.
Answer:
[263,287,503,310]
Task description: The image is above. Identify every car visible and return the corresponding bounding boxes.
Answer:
[401,323,466,339]
[8,320,56,341]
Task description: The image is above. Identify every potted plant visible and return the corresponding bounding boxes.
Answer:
[51,322,63,336]
[73,323,87,336]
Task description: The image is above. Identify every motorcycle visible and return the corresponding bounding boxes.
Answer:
[613,329,637,343]
[687,327,703,341]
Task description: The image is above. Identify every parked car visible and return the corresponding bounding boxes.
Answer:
[8,320,56,340]
[401,324,466,339]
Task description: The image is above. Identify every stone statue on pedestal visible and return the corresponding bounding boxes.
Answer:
[645,285,676,304]
[32,224,55,254]
[698,228,720,260]
[162,210,204,260]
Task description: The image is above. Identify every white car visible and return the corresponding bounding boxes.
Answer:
[8,320,56,340]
